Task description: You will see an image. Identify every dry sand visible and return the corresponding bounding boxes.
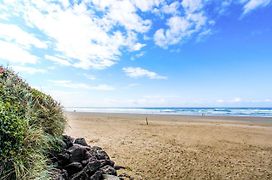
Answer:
[65,112,272,179]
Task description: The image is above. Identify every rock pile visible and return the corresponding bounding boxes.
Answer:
[50,135,124,180]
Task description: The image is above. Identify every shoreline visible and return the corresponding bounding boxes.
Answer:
[64,107,272,118]
[64,111,272,125]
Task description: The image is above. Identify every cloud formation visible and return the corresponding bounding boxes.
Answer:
[0,0,150,69]
[242,0,271,14]
[123,67,167,80]
[154,0,212,48]
[49,80,115,91]
[0,0,271,70]
[12,65,46,75]
[0,40,39,64]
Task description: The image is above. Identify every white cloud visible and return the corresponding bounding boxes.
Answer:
[181,0,203,13]
[242,0,271,14]
[11,65,46,74]
[0,40,38,64]
[0,23,47,49]
[23,2,124,69]
[154,0,211,48]
[131,0,163,12]
[1,0,151,69]
[83,73,96,80]
[45,55,72,66]
[91,1,150,33]
[49,80,114,91]
[131,51,145,60]
[153,0,271,48]
[161,1,180,15]
[154,16,192,47]
[123,67,167,80]
[216,97,242,103]
[216,99,225,103]
[233,97,242,102]
[130,43,146,51]
[1,0,270,71]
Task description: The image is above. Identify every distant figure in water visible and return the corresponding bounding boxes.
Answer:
[74,110,76,112]
[202,113,205,117]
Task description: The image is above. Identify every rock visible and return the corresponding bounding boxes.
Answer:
[49,136,125,180]
[70,170,88,180]
[62,135,74,149]
[64,162,83,175]
[70,160,101,179]
[102,174,120,180]
[67,144,89,163]
[92,146,102,151]
[83,160,101,175]
[97,150,110,160]
[99,159,115,167]
[60,169,68,180]
[100,165,117,176]
[74,137,88,146]
[89,148,110,160]
[114,165,126,170]
[57,152,70,166]
[67,143,91,152]
[90,170,103,180]
[81,159,89,166]
[81,156,97,167]
[85,151,93,160]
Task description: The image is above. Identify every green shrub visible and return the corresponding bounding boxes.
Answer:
[0,67,66,179]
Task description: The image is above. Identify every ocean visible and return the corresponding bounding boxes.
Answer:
[64,107,272,117]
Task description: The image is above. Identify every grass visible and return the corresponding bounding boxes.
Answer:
[0,67,66,179]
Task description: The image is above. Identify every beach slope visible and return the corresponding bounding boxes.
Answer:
[65,112,272,179]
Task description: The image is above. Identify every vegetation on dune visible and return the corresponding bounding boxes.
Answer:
[0,66,66,179]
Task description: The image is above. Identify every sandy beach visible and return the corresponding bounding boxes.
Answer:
[65,112,272,179]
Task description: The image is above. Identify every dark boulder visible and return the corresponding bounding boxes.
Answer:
[57,152,70,166]
[70,170,88,180]
[91,146,102,151]
[60,169,68,180]
[83,160,101,175]
[74,137,88,146]
[81,159,89,167]
[114,165,125,170]
[89,147,110,160]
[99,159,115,167]
[64,162,83,176]
[49,136,125,179]
[67,144,89,163]
[99,165,117,176]
[81,155,97,167]
[96,150,110,160]
[85,151,93,160]
[62,135,74,149]
[90,170,103,180]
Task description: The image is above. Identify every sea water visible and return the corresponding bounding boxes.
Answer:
[65,107,272,117]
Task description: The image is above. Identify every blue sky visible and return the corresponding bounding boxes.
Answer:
[0,0,272,107]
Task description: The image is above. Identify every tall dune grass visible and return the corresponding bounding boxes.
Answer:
[0,67,66,179]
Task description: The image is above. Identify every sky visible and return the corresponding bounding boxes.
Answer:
[0,0,272,107]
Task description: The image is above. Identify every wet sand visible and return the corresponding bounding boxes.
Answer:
[65,112,272,179]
